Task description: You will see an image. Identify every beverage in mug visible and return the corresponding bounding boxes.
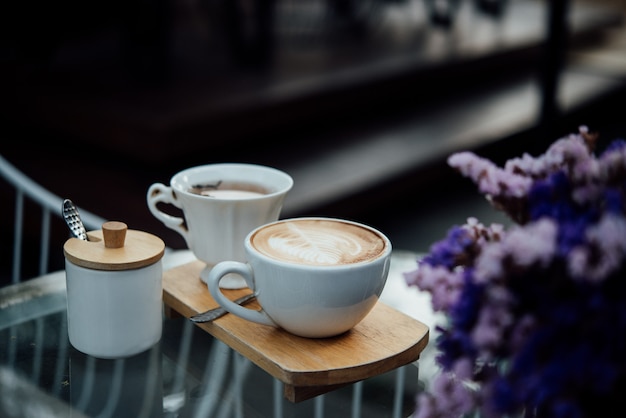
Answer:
[207,217,392,338]
[188,181,270,199]
[250,218,386,266]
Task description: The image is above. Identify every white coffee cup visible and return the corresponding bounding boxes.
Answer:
[207,217,392,338]
[147,163,293,289]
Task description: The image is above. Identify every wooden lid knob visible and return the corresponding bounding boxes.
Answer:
[102,221,127,248]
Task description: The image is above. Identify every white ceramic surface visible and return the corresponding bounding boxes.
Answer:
[65,260,163,358]
[147,163,293,289]
[207,218,392,338]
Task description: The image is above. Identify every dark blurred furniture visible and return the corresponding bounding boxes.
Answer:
[1,0,625,282]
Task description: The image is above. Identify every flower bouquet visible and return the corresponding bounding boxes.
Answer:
[404,127,626,418]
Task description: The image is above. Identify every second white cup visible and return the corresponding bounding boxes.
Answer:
[147,163,293,288]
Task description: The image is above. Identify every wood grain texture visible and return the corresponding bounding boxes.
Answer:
[63,229,165,270]
[162,260,430,402]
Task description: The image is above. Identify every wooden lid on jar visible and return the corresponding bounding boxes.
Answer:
[63,221,165,271]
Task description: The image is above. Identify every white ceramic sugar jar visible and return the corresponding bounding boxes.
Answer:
[63,221,165,359]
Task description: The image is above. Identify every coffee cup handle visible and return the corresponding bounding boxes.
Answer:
[207,261,276,327]
[146,183,191,246]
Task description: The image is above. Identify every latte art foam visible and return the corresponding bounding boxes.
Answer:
[251,219,386,266]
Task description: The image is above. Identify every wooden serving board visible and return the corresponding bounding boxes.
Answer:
[162,260,430,402]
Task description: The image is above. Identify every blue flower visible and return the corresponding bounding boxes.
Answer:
[449,270,483,331]
[604,187,624,214]
[421,226,474,269]
[601,138,626,155]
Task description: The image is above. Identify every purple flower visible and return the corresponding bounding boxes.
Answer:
[568,213,626,282]
[407,128,626,418]
[412,372,478,418]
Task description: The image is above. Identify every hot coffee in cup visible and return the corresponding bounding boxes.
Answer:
[147,163,293,288]
[251,218,386,265]
[207,217,392,338]
[187,181,270,198]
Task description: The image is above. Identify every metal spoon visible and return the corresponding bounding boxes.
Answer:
[189,180,222,196]
[189,293,256,323]
[63,199,88,241]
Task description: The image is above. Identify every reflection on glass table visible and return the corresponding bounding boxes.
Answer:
[0,250,440,418]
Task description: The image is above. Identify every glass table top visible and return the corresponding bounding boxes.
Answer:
[0,250,440,418]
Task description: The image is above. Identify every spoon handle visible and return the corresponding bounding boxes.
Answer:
[63,199,88,241]
[189,293,256,323]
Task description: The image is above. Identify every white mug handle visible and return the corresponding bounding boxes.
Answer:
[146,183,191,246]
[207,261,276,327]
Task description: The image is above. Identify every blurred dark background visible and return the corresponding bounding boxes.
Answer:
[2,0,626,284]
